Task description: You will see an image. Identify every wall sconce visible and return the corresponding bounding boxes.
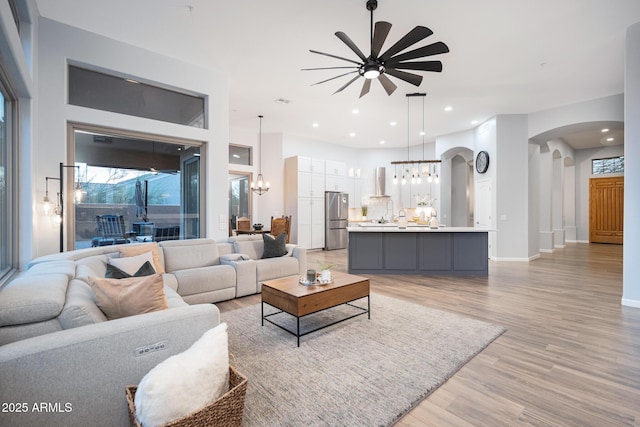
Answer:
[42,162,84,252]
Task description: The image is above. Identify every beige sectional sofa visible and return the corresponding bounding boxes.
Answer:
[0,235,306,426]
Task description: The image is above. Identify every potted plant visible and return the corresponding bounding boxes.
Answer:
[361,205,368,220]
[317,261,335,282]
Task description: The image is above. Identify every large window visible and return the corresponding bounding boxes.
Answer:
[72,127,203,249]
[0,77,15,280]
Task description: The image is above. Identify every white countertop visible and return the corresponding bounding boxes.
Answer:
[347,225,491,232]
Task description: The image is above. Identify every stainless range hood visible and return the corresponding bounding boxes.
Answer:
[371,167,391,198]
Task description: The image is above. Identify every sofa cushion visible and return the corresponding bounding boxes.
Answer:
[25,260,76,279]
[118,242,165,274]
[88,274,168,320]
[105,260,156,279]
[262,233,288,258]
[0,274,68,326]
[161,240,221,272]
[256,257,300,283]
[75,254,110,281]
[230,235,263,260]
[134,323,229,426]
[108,252,155,276]
[58,279,108,329]
[171,265,236,297]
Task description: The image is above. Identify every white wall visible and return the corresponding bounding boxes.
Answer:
[36,17,229,257]
[495,115,531,260]
[623,21,640,307]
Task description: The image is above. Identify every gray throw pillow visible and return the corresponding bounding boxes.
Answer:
[105,261,156,279]
[262,233,288,259]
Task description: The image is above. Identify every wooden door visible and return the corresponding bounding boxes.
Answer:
[589,177,624,244]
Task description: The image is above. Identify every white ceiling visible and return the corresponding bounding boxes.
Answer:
[36,0,640,150]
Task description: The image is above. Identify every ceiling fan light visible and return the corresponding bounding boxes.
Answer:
[363,63,381,79]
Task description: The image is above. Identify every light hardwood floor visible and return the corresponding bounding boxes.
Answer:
[217,243,640,426]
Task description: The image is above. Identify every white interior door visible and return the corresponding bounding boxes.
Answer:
[476,179,492,229]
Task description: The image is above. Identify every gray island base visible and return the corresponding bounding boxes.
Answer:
[347,226,489,276]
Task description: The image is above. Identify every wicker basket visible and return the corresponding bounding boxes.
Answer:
[126,365,248,427]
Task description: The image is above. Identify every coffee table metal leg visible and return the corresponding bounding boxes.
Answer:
[261,301,264,326]
[297,316,300,347]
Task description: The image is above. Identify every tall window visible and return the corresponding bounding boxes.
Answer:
[0,78,16,279]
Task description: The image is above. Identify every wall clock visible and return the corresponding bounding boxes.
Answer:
[475,150,489,174]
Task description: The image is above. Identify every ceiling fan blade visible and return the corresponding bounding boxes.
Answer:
[333,75,362,94]
[377,74,397,96]
[371,21,392,58]
[390,61,443,72]
[379,26,433,61]
[302,66,360,71]
[312,70,358,86]
[384,68,423,86]
[385,42,450,65]
[335,31,367,62]
[309,49,362,66]
[359,79,372,98]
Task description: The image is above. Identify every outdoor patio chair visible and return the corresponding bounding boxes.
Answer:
[92,215,131,247]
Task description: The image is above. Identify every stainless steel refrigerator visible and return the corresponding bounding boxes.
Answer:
[325,191,349,250]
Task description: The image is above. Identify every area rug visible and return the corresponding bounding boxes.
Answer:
[220,293,505,426]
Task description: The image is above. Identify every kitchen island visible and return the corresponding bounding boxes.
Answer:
[347,225,489,276]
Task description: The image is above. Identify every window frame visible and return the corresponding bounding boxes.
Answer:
[66,122,206,250]
[0,69,18,284]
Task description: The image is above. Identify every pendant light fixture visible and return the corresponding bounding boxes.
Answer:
[391,93,441,183]
[251,115,270,195]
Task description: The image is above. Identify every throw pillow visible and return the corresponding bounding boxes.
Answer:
[134,323,230,426]
[118,242,165,274]
[108,251,154,276]
[87,274,168,320]
[262,232,288,259]
[105,261,156,279]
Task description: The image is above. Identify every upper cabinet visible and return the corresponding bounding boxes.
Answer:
[325,160,347,176]
[297,156,325,174]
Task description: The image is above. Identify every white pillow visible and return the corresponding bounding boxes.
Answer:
[108,251,154,276]
[134,323,230,427]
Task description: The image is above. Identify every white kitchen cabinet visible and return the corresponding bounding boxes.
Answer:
[284,156,326,249]
[325,160,347,176]
[325,174,347,192]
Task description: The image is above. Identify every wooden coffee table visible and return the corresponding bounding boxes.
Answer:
[261,271,370,346]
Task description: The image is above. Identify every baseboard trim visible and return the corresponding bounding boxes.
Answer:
[490,256,534,262]
[621,298,640,309]
[539,248,554,253]
[554,244,567,249]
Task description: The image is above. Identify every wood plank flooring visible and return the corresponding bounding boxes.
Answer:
[216,243,640,426]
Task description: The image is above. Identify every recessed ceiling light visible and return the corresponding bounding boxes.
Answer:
[352,109,360,114]
[601,128,609,132]
[379,140,385,145]
[274,98,291,105]
[444,106,453,112]
[471,120,479,125]
[390,121,397,126]
[349,132,356,137]
[232,154,240,158]
[312,123,319,128]
[607,137,615,142]
[419,131,425,136]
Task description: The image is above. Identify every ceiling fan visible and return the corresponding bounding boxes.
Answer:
[303,0,449,97]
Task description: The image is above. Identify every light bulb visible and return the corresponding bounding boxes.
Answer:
[43,196,51,216]
[393,175,398,184]
[401,176,406,185]
[416,177,422,184]
[428,174,433,183]
[435,175,440,184]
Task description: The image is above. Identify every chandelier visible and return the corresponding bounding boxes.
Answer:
[250,115,270,195]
